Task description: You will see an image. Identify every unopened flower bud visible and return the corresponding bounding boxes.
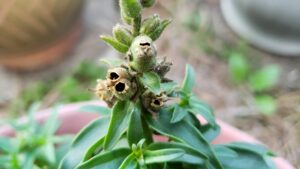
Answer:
[129,36,157,72]
[113,24,134,46]
[140,14,160,36]
[113,79,137,100]
[140,0,156,8]
[120,0,142,19]
[107,67,130,84]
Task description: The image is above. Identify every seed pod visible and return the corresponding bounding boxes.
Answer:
[140,14,160,35]
[129,36,157,72]
[140,0,156,8]
[113,24,134,46]
[95,80,116,107]
[120,0,142,19]
[142,91,166,112]
[113,79,137,100]
[107,67,130,85]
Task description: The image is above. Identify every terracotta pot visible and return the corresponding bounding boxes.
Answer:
[0,0,84,71]
[0,101,295,169]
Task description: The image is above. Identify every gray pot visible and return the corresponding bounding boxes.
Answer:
[221,0,300,56]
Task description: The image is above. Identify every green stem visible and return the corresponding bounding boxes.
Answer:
[132,15,142,37]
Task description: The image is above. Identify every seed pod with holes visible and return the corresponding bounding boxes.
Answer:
[142,90,166,112]
[140,0,156,8]
[106,67,130,85]
[129,36,157,72]
[113,24,134,46]
[140,14,160,35]
[113,79,137,100]
[95,79,116,107]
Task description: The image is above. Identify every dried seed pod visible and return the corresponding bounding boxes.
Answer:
[113,24,134,46]
[113,79,137,100]
[107,67,130,84]
[140,0,156,8]
[140,14,160,35]
[129,36,157,72]
[95,79,116,107]
[154,57,172,78]
[142,91,166,112]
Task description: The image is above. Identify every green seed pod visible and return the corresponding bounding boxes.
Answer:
[120,0,142,19]
[140,0,156,8]
[140,14,160,35]
[113,79,137,100]
[113,24,134,46]
[107,67,130,84]
[129,36,157,72]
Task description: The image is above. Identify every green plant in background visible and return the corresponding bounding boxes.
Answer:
[8,60,107,116]
[60,0,276,169]
[0,103,72,169]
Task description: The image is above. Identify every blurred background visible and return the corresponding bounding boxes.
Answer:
[0,0,299,166]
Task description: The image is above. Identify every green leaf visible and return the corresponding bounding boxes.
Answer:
[213,145,238,158]
[59,117,110,169]
[100,35,129,53]
[43,105,60,137]
[199,124,220,142]
[80,105,111,115]
[249,65,280,92]
[0,137,16,153]
[189,96,216,126]
[146,109,223,169]
[171,105,188,123]
[76,148,131,169]
[224,142,275,156]
[127,105,144,146]
[149,19,172,41]
[255,95,277,115]
[118,154,138,169]
[228,53,249,83]
[144,149,184,164]
[140,72,161,95]
[104,101,132,150]
[161,82,177,94]
[147,142,207,165]
[181,64,196,94]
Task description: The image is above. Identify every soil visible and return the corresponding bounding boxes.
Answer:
[0,0,299,166]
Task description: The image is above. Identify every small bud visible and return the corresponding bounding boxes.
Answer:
[140,0,156,8]
[121,11,132,25]
[107,67,130,84]
[129,36,157,72]
[113,79,137,100]
[142,91,166,112]
[140,14,160,36]
[119,0,142,19]
[113,24,134,46]
[149,19,172,41]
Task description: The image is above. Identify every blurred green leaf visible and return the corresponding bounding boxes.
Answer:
[171,105,188,123]
[139,72,161,95]
[181,64,195,94]
[228,53,249,83]
[255,95,277,115]
[249,65,280,92]
[79,105,111,115]
[118,154,137,169]
[144,149,184,164]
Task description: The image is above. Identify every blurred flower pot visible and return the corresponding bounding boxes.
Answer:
[0,101,295,169]
[221,0,300,56]
[0,0,84,71]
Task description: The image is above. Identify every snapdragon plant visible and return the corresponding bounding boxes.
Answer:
[60,0,276,169]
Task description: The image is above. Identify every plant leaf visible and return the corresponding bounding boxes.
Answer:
[118,154,138,169]
[100,35,129,53]
[59,117,110,169]
[147,142,207,165]
[171,105,188,123]
[213,145,238,158]
[76,148,131,169]
[149,19,172,41]
[139,72,161,95]
[144,149,184,164]
[127,105,144,146]
[228,53,249,83]
[249,65,280,92]
[0,137,16,153]
[146,109,223,169]
[181,64,196,94]
[255,95,277,115]
[80,105,111,115]
[104,101,132,150]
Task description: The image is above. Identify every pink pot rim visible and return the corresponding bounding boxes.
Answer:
[0,101,295,169]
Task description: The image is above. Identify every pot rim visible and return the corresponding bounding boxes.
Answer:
[0,100,295,169]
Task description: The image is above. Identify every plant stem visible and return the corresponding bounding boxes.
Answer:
[133,15,142,36]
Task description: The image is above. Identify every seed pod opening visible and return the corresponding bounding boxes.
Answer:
[113,79,137,100]
[107,67,130,84]
[142,91,166,112]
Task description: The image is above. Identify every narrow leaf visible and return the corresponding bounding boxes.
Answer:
[181,64,196,94]
[100,35,129,53]
[80,105,111,115]
[127,105,144,146]
[149,19,172,41]
[104,101,132,150]
[144,149,184,164]
[118,154,138,169]
[171,105,188,123]
[139,72,161,95]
